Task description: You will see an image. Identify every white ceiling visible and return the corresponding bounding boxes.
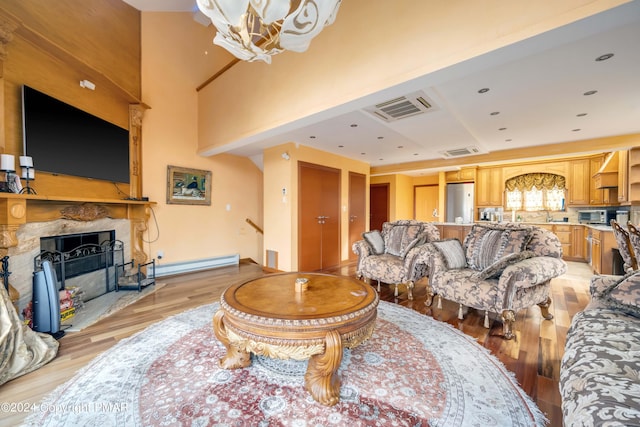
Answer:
[124,1,640,175]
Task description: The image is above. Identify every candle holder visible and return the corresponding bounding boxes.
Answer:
[0,154,17,193]
[20,166,36,194]
[19,156,36,194]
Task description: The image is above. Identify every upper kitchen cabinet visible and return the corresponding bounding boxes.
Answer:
[591,152,619,205]
[567,159,590,206]
[445,168,475,183]
[476,167,503,207]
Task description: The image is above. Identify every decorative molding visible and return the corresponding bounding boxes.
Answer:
[60,203,110,221]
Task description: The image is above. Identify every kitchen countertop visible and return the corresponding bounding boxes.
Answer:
[434,221,613,231]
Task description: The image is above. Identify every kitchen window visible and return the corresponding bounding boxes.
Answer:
[505,173,566,211]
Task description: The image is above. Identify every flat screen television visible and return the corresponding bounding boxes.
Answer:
[21,85,130,183]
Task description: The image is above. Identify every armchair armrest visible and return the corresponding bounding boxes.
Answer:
[402,242,436,283]
[497,256,567,295]
[352,240,372,274]
[589,274,621,298]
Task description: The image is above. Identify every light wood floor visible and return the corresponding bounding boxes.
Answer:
[0,259,592,426]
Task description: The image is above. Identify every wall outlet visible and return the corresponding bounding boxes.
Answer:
[157,250,164,260]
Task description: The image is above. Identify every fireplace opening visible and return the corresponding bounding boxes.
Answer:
[39,230,117,283]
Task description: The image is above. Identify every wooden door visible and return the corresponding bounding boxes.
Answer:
[414,185,439,221]
[370,183,389,231]
[298,162,340,271]
[349,172,366,260]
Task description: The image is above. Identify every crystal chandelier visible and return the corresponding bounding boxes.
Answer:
[196,0,342,64]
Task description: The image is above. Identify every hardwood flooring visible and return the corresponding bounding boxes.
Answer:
[0,259,591,426]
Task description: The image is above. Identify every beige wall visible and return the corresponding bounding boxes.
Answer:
[141,12,263,266]
[264,143,369,271]
[197,0,628,156]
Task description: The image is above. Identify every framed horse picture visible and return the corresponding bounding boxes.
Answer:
[166,165,212,205]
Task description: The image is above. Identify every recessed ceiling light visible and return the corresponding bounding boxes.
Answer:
[338,145,344,148]
[584,90,598,96]
[572,129,581,132]
[397,145,404,149]
[350,124,358,127]
[478,88,490,94]
[505,139,512,142]
[576,113,588,117]
[361,152,366,155]
[413,153,419,156]
[490,111,500,116]
[377,136,384,139]
[379,158,384,161]
[595,53,614,62]
[309,135,316,139]
[499,127,507,131]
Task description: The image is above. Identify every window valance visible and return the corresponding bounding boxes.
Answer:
[505,173,566,192]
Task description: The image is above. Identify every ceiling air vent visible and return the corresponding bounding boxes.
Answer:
[439,146,484,158]
[364,91,435,122]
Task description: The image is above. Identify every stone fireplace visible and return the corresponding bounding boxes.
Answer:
[8,217,132,314]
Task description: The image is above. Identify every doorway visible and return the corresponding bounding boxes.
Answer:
[348,172,366,261]
[298,162,341,271]
[369,183,389,231]
[414,184,439,222]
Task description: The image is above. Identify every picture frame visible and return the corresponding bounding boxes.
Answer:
[166,165,211,205]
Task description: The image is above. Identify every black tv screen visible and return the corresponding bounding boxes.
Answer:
[21,85,130,183]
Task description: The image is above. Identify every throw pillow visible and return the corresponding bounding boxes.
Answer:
[400,235,426,258]
[472,250,535,280]
[384,225,406,256]
[465,224,532,271]
[362,230,385,255]
[432,239,467,269]
[601,270,640,318]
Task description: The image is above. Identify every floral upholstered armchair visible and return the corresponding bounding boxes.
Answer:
[352,220,440,300]
[425,223,567,339]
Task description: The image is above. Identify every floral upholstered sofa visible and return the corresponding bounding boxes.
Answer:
[560,272,640,426]
[352,220,440,300]
[425,223,567,339]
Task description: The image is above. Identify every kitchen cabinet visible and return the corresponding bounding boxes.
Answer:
[618,150,629,203]
[590,228,616,275]
[589,155,605,205]
[554,224,572,259]
[567,159,590,206]
[571,225,585,261]
[445,168,475,183]
[476,167,504,207]
[440,224,473,242]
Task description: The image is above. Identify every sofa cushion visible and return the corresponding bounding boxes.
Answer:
[472,250,536,280]
[601,270,640,318]
[432,239,466,269]
[464,224,532,271]
[363,230,385,255]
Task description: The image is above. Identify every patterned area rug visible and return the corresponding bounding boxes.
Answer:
[24,301,546,426]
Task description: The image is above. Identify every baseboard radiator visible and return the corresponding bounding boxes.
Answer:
[155,254,240,277]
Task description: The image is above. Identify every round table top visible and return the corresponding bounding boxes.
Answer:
[221,272,377,321]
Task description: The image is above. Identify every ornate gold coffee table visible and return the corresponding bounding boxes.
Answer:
[213,272,378,406]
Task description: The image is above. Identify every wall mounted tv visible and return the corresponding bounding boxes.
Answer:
[21,85,130,183]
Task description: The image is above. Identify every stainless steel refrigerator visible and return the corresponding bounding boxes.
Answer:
[446,182,475,223]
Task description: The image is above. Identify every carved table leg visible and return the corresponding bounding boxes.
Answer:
[424,284,434,307]
[305,329,342,406]
[213,310,251,369]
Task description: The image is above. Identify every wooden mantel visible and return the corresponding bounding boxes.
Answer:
[0,193,155,264]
